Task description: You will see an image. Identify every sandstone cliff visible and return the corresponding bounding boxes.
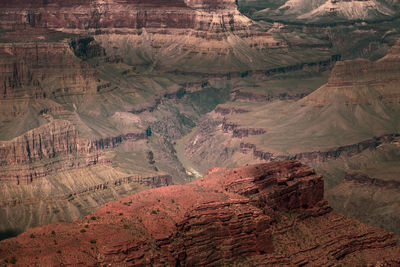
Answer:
[0,162,399,266]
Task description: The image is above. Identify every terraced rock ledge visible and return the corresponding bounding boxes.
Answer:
[0,161,399,266]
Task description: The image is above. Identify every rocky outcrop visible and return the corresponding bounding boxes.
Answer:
[0,42,97,100]
[255,0,398,23]
[303,40,400,106]
[0,120,146,166]
[0,120,78,165]
[0,0,244,31]
[0,120,147,182]
[222,118,266,138]
[231,89,309,102]
[240,133,400,163]
[0,162,399,266]
[0,51,40,100]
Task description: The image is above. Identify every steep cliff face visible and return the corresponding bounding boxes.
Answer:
[0,119,148,182]
[0,0,251,35]
[0,42,97,100]
[0,0,287,73]
[0,51,35,100]
[0,162,399,266]
[0,120,77,165]
[0,0,243,30]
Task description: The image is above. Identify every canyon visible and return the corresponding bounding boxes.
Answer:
[0,162,399,266]
[0,0,343,235]
[0,0,399,265]
[179,40,400,238]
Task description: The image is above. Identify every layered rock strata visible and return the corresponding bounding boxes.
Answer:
[344,172,400,189]
[240,133,400,163]
[0,162,399,266]
[222,118,266,138]
[0,41,97,100]
[0,0,282,52]
[303,40,400,106]
[0,174,172,208]
[0,120,147,182]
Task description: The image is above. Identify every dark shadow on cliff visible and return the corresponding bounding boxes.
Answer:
[0,230,20,241]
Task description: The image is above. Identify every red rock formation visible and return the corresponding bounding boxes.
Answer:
[0,161,398,266]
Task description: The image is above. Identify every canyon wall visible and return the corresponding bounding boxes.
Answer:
[0,0,251,33]
[303,40,400,105]
[0,162,398,266]
[344,171,400,189]
[240,134,400,163]
[0,42,97,100]
[0,119,148,182]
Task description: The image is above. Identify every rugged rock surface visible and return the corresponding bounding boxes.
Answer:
[303,40,400,106]
[344,171,400,189]
[0,119,147,182]
[240,133,400,163]
[179,39,400,241]
[0,0,246,30]
[222,118,266,138]
[326,166,400,239]
[249,0,399,23]
[0,0,282,55]
[0,41,97,100]
[0,162,398,266]
[1,0,399,257]
[283,0,395,21]
[0,0,342,235]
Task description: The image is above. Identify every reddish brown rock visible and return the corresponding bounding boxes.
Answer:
[0,161,399,266]
[0,120,147,182]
